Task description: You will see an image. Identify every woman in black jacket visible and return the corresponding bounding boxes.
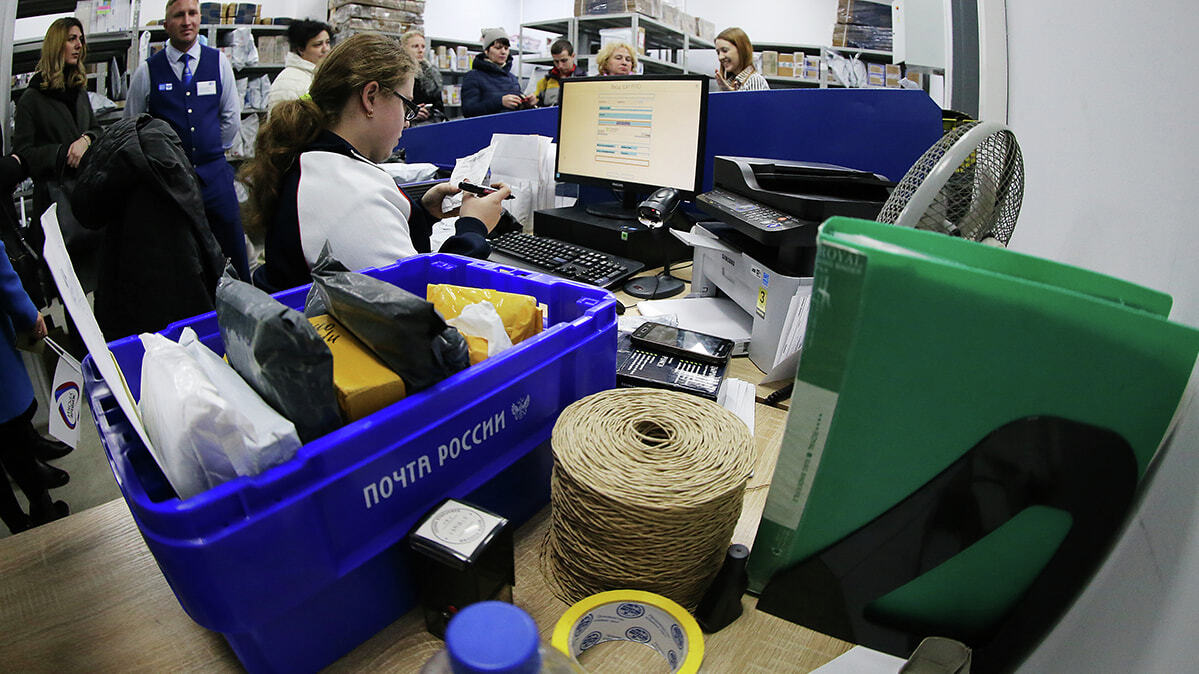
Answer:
[13,17,101,240]
[461,28,532,118]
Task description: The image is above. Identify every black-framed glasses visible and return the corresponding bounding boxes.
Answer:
[391,90,419,121]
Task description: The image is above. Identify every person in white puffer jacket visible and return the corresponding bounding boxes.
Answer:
[266,19,331,116]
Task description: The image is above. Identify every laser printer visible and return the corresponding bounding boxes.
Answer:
[680,156,892,371]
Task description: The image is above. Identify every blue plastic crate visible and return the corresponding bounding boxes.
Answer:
[82,254,617,673]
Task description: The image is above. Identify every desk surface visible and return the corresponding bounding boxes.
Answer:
[0,402,849,672]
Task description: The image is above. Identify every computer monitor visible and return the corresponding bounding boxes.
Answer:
[555,74,709,220]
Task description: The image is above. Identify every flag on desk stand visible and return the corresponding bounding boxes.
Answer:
[44,337,82,449]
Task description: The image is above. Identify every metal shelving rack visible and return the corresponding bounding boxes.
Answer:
[754,41,894,90]
[520,14,713,76]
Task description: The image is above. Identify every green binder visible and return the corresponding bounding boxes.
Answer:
[747,217,1199,669]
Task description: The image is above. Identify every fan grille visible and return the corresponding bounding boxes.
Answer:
[877,121,1024,245]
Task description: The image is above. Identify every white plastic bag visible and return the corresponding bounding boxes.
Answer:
[138,329,302,500]
[445,301,514,358]
[138,332,241,500]
[178,329,302,477]
[230,26,259,69]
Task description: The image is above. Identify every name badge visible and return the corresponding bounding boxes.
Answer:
[197,80,217,96]
[157,83,173,91]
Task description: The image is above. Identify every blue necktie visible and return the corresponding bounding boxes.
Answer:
[180,53,193,86]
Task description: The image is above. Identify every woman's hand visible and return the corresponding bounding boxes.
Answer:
[422,181,461,219]
[459,182,512,232]
[414,103,431,122]
[714,68,732,91]
[66,135,91,168]
[501,94,522,109]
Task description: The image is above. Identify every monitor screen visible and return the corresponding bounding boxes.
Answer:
[555,75,709,199]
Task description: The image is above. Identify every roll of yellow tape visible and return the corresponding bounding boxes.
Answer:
[552,590,704,673]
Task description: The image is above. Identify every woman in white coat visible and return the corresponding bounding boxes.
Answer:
[266,19,332,115]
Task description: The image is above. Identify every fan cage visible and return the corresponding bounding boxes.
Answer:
[877,121,1024,245]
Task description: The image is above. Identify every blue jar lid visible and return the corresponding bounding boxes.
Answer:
[446,602,540,674]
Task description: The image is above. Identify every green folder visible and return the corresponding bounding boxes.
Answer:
[748,216,1199,598]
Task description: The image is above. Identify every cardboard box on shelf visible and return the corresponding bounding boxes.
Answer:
[885,63,902,87]
[75,0,133,34]
[867,62,885,87]
[456,46,470,71]
[694,16,715,42]
[836,0,893,28]
[599,26,646,54]
[233,3,259,24]
[776,53,794,78]
[328,0,425,10]
[574,0,661,19]
[832,22,893,51]
[760,50,779,77]
[802,55,822,81]
[660,3,684,32]
[200,1,223,24]
[256,35,288,64]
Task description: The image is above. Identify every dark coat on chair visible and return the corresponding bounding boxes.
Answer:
[70,115,225,341]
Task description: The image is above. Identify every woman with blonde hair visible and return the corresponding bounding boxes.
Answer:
[13,16,101,241]
[400,30,446,123]
[714,27,768,91]
[595,41,638,76]
[241,33,509,292]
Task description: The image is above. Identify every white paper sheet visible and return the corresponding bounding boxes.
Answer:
[669,225,737,253]
[717,377,756,431]
[40,205,156,457]
[810,645,905,673]
[636,296,753,349]
[762,286,813,383]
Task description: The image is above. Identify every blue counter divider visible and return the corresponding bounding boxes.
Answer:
[399,88,945,185]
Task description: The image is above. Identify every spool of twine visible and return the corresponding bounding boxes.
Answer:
[541,387,756,609]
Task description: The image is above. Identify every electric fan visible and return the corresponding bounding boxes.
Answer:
[876,120,1024,246]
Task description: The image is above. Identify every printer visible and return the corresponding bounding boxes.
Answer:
[680,156,892,372]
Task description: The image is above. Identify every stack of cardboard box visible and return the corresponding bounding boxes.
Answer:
[832,0,892,51]
[328,0,424,38]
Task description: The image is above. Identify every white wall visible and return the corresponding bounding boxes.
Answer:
[425,0,522,42]
[1006,1,1199,671]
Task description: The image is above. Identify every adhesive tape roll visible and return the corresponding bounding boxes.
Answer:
[552,590,704,674]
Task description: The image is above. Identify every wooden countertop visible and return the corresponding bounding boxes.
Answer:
[0,403,849,672]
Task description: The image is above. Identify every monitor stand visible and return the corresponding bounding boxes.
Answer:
[583,190,640,220]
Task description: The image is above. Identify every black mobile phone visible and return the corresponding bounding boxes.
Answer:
[458,181,515,200]
[630,322,734,365]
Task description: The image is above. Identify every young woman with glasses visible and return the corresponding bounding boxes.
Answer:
[240,33,510,292]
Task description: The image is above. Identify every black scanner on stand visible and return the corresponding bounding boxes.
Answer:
[695,156,893,276]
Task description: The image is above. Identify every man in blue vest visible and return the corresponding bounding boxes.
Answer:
[126,0,249,281]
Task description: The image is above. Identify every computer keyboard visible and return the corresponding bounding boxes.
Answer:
[488,232,644,289]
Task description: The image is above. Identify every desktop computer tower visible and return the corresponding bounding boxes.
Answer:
[533,205,692,268]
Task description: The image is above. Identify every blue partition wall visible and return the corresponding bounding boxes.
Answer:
[398,88,944,185]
